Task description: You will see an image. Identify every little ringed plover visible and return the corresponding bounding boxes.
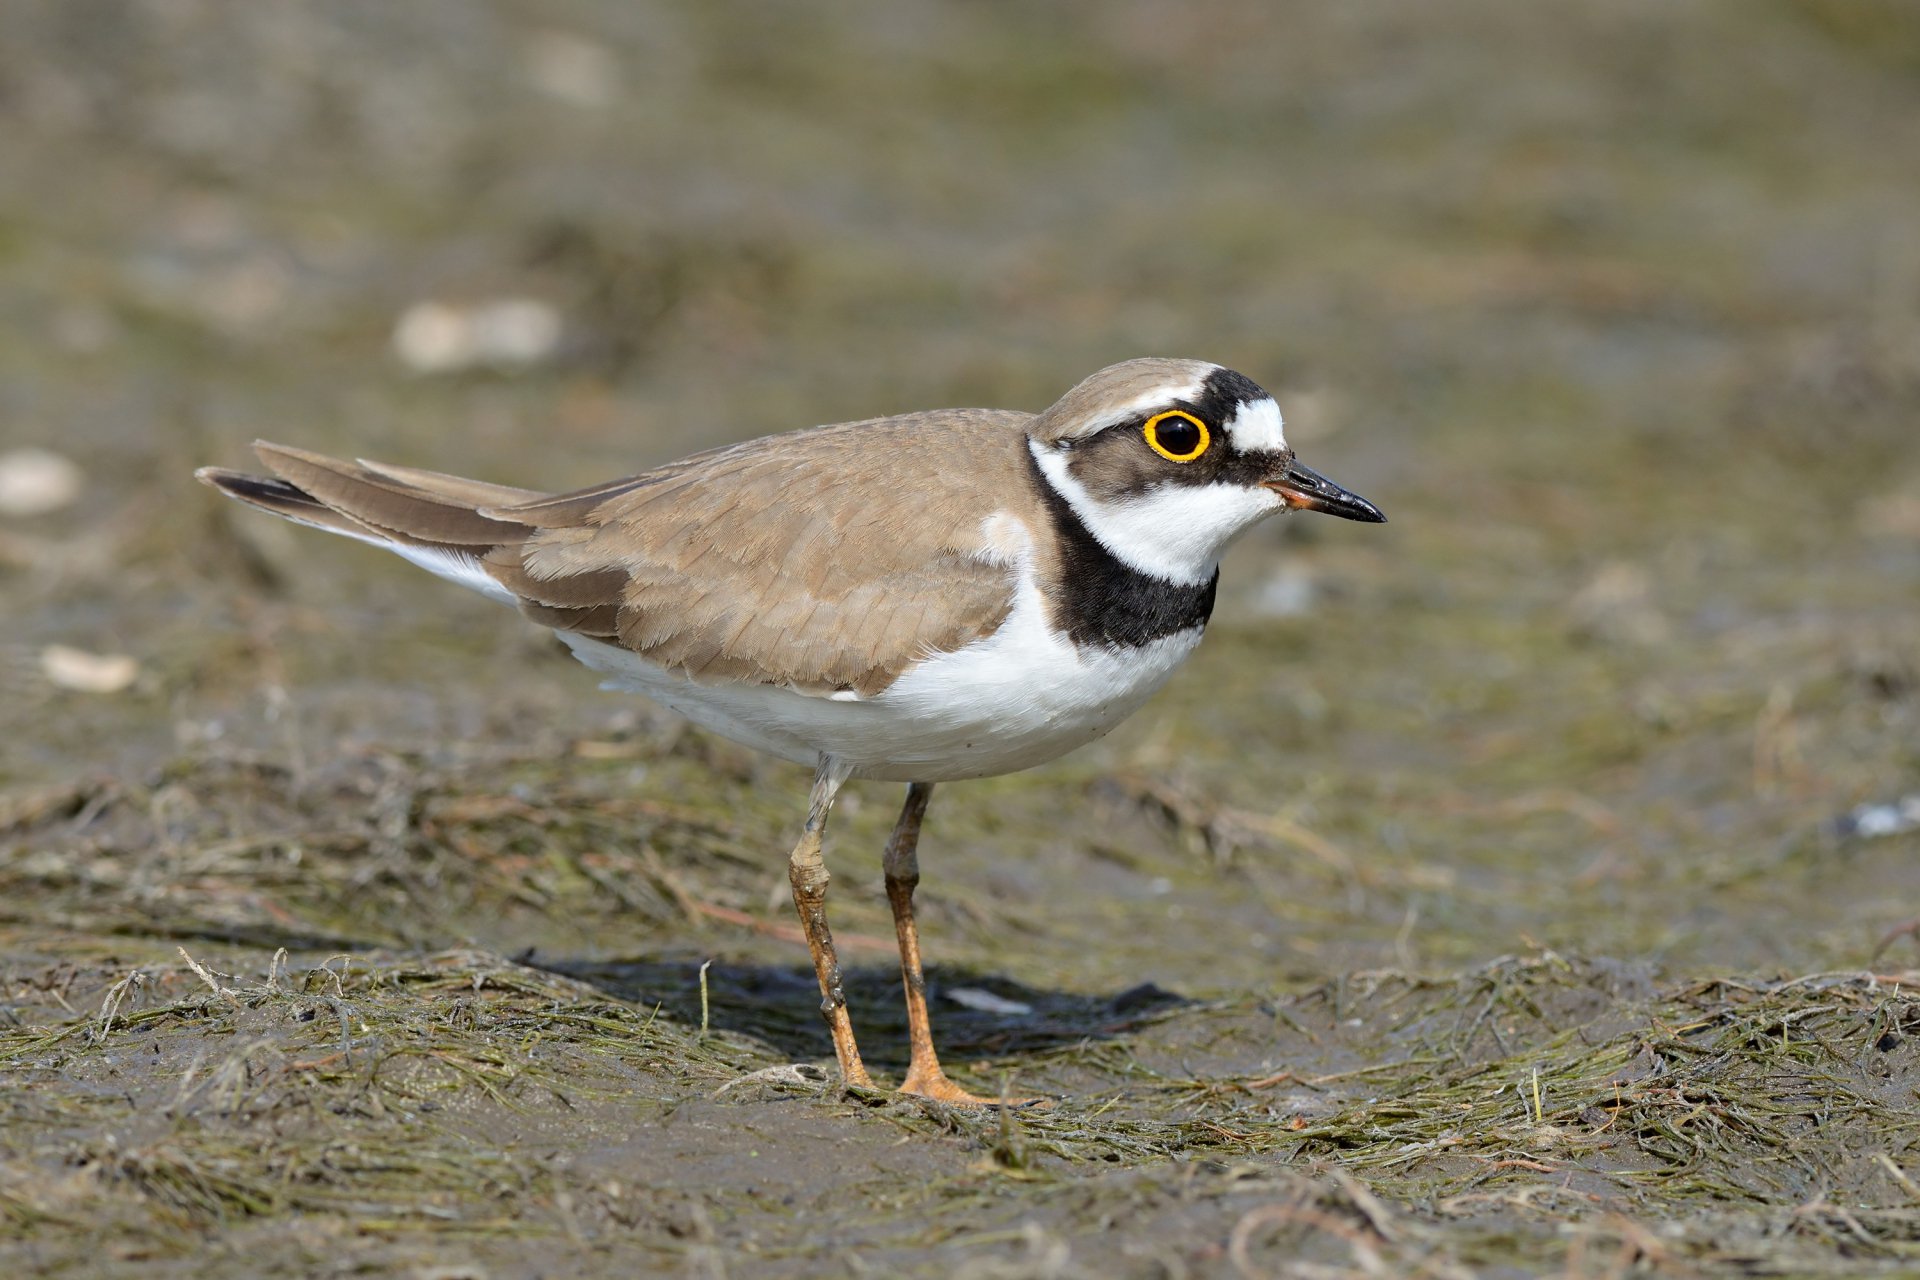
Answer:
[198,357,1385,1105]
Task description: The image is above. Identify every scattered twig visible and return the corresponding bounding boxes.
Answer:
[93,969,144,1042]
[177,947,243,1008]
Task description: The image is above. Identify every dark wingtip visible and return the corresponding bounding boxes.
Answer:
[196,466,312,506]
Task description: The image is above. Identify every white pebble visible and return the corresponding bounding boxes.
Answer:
[40,645,140,694]
[0,448,85,517]
[392,298,563,374]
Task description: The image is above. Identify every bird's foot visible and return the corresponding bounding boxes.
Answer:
[900,1065,1044,1109]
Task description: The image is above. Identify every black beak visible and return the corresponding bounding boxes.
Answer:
[1265,458,1387,524]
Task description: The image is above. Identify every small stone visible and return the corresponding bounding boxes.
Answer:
[1836,794,1920,840]
[0,448,85,517]
[393,298,563,374]
[39,645,140,694]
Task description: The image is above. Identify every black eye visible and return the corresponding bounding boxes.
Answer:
[1143,410,1210,463]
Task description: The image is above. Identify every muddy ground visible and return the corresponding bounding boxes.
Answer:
[4,2,1920,1276]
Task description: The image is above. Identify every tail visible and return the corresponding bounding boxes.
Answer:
[196,442,549,607]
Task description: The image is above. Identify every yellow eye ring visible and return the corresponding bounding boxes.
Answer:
[1143,410,1211,463]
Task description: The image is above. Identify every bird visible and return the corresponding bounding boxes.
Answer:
[196,357,1385,1106]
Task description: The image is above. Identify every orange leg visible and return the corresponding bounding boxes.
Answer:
[883,783,1030,1106]
[787,761,871,1089]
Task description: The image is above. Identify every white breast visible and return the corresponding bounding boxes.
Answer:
[554,524,1204,783]
[860,561,1204,780]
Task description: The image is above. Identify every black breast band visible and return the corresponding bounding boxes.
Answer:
[1026,451,1218,649]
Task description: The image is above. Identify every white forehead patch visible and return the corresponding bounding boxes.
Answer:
[1223,397,1286,453]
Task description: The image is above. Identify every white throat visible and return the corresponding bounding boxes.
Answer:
[1029,440,1284,587]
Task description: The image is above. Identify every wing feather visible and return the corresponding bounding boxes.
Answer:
[207,409,1037,697]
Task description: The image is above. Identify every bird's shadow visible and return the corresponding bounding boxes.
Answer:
[534,954,1187,1073]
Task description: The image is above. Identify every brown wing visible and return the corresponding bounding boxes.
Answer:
[486,409,1032,696]
[201,411,1036,698]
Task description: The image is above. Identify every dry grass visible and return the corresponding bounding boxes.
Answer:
[12,875,1920,1276]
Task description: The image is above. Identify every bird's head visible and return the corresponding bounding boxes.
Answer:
[1028,358,1384,585]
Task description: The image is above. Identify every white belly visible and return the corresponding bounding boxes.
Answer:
[556,573,1204,783]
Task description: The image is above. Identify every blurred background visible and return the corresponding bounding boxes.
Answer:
[2,0,1919,979]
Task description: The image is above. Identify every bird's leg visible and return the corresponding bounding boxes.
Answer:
[787,758,870,1089]
[883,782,1016,1106]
